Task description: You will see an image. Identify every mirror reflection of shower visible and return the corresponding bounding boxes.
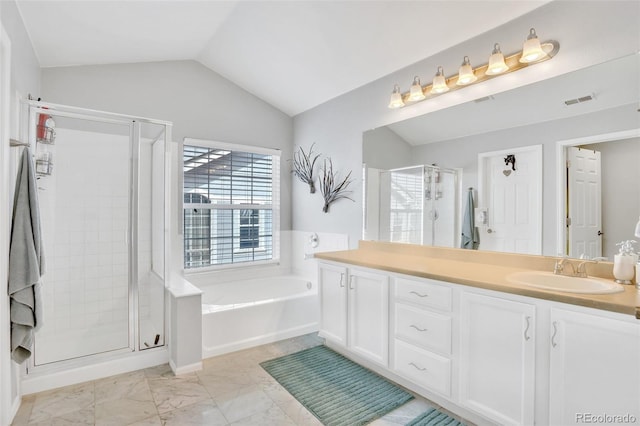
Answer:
[364,164,461,247]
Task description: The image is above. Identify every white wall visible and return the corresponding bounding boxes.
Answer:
[1,2,41,424]
[292,1,640,247]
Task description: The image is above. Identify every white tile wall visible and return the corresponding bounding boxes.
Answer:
[34,127,132,366]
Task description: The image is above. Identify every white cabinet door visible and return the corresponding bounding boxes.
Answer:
[460,292,536,425]
[348,268,389,366]
[318,263,348,346]
[549,308,640,425]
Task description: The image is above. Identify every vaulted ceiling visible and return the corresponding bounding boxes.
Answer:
[16,1,550,116]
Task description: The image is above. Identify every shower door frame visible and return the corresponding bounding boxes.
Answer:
[22,101,172,375]
[423,165,463,248]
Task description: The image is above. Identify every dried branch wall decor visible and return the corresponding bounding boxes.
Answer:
[292,143,321,193]
[319,158,354,213]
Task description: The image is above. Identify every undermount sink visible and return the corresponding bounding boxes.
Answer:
[506,271,625,294]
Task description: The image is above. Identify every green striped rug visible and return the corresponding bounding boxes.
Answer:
[260,345,414,426]
[406,407,466,426]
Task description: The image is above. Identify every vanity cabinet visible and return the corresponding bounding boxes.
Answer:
[348,268,389,366]
[548,308,640,425]
[317,258,640,426]
[392,276,453,397]
[459,292,536,425]
[318,262,389,366]
[318,263,348,346]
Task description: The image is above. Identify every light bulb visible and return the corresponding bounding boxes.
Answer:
[388,84,405,109]
[456,56,477,86]
[408,76,426,101]
[430,66,449,94]
[520,28,548,63]
[486,43,509,75]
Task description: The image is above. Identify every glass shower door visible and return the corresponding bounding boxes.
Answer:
[31,108,134,366]
[136,121,166,350]
[424,166,459,248]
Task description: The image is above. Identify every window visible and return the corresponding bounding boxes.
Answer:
[183,140,280,269]
[239,209,259,249]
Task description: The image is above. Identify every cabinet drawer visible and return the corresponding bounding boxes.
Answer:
[394,339,451,397]
[395,277,452,311]
[395,303,451,355]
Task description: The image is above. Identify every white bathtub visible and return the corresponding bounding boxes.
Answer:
[200,275,319,358]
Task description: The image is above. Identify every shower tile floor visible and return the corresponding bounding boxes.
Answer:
[12,333,472,426]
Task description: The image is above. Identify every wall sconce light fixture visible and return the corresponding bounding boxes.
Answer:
[388,84,405,109]
[408,76,426,101]
[388,27,559,109]
[457,56,477,86]
[431,66,450,94]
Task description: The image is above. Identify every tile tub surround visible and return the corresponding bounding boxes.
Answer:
[314,241,640,317]
[11,334,470,426]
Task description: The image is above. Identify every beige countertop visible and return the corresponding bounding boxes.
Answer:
[314,241,640,319]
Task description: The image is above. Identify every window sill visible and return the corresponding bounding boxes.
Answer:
[183,259,280,275]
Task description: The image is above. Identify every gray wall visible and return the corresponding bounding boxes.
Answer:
[41,60,294,232]
[409,104,639,256]
[1,1,41,423]
[1,0,40,104]
[292,1,640,248]
[581,138,640,260]
[363,126,413,170]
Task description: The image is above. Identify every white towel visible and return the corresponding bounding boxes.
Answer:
[8,148,45,364]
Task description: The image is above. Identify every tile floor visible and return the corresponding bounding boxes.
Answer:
[11,334,471,425]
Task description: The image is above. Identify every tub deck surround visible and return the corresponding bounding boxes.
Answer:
[314,241,640,317]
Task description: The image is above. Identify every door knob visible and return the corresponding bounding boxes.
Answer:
[597,231,603,236]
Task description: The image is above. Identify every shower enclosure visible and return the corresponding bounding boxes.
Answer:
[365,164,460,247]
[22,101,170,372]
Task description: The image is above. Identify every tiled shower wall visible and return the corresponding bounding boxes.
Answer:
[35,126,131,366]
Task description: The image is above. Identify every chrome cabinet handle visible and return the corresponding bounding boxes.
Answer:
[409,290,428,298]
[349,275,355,290]
[551,321,558,348]
[524,316,531,341]
[409,362,426,371]
[339,273,345,288]
[410,324,428,332]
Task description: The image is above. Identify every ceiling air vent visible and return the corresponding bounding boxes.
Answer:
[474,95,495,103]
[564,94,595,106]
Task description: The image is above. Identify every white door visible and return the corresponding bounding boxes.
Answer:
[459,292,536,425]
[318,263,348,346]
[549,308,640,425]
[348,268,389,366]
[479,146,542,254]
[567,147,602,258]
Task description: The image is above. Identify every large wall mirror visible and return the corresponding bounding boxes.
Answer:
[363,53,640,259]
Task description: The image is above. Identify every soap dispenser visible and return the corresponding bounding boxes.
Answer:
[613,240,638,284]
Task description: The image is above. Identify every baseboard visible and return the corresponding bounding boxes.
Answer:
[21,347,170,395]
[7,394,21,426]
[169,359,202,375]
[202,322,318,359]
